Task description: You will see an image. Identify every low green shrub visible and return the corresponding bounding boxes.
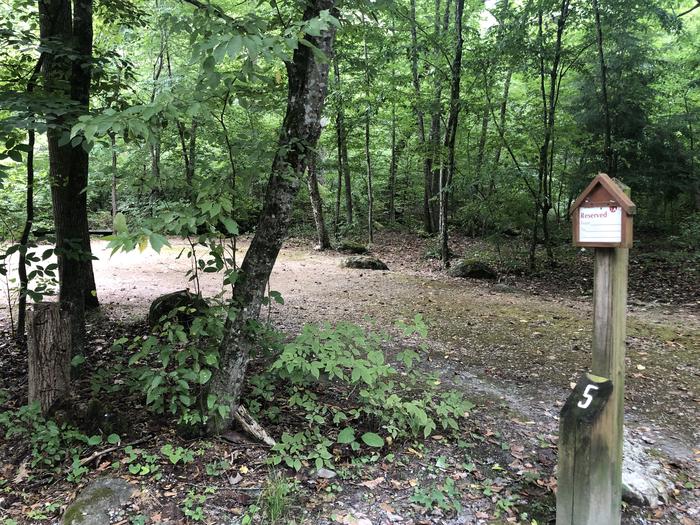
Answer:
[247,316,475,471]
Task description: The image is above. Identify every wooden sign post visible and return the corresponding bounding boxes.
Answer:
[557,173,635,525]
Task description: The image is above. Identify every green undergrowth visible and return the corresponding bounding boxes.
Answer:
[245,315,475,471]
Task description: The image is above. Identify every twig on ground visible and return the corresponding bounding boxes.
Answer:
[75,435,153,469]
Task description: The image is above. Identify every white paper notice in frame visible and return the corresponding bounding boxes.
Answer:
[579,206,622,243]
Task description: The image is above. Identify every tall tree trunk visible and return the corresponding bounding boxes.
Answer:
[363,17,374,244]
[333,56,353,227]
[475,104,489,181]
[592,0,614,175]
[493,69,512,167]
[39,0,97,350]
[307,152,331,249]
[439,0,464,267]
[16,56,44,343]
[409,0,432,233]
[389,20,397,224]
[427,0,452,233]
[110,132,118,228]
[534,0,570,269]
[207,0,337,435]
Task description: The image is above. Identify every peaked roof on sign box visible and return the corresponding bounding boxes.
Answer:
[569,173,636,216]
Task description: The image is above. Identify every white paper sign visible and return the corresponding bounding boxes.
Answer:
[579,206,622,243]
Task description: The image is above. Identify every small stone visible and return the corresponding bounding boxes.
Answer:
[316,467,337,479]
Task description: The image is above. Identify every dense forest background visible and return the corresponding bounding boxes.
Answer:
[1,0,698,262]
[1,1,699,523]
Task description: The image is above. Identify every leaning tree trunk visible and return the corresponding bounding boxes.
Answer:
[307,152,332,250]
[207,0,337,435]
[39,0,97,351]
[28,303,72,415]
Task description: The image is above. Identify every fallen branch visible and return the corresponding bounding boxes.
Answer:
[75,435,153,469]
[233,405,276,446]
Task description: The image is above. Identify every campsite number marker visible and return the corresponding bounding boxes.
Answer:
[557,173,635,525]
[577,384,599,409]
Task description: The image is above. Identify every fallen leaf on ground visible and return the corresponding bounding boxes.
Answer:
[360,476,385,489]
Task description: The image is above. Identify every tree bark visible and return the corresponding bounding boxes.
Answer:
[363,15,374,244]
[493,69,512,166]
[389,20,397,224]
[333,55,353,228]
[28,303,72,415]
[426,0,452,233]
[534,0,570,268]
[409,0,432,233]
[475,103,489,181]
[39,0,98,350]
[16,56,44,343]
[307,152,331,250]
[110,132,118,228]
[207,0,337,435]
[439,0,465,268]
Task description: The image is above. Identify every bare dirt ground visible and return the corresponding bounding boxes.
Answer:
[1,232,698,524]
[83,234,699,446]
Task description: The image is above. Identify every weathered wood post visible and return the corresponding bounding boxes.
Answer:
[28,302,72,415]
[557,173,635,525]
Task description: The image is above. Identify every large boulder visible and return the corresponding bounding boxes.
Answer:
[340,256,389,271]
[448,259,498,280]
[62,478,135,525]
[148,290,208,327]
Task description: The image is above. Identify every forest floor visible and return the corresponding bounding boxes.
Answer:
[0,231,698,524]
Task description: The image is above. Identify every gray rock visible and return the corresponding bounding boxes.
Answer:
[62,478,135,525]
[340,256,389,271]
[448,260,497,280]
[622,436,673,508]
[316,467,337,479]
[148,289,208,327]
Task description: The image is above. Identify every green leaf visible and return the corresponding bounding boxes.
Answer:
[227,35,243,59]
[207,394,217,410]
[361,432,384,448]
[71,355,86,367]
[107,433,121,444]
[87,435,102,446]
[149,233,170,253]
[113,212,128,234]
[199,369,212,384]
[337,427,355,444]
[220,217,239,235]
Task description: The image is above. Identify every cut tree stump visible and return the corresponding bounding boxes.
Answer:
[28,302,72,415]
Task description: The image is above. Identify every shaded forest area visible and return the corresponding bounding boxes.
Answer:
[0,0,699,524]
